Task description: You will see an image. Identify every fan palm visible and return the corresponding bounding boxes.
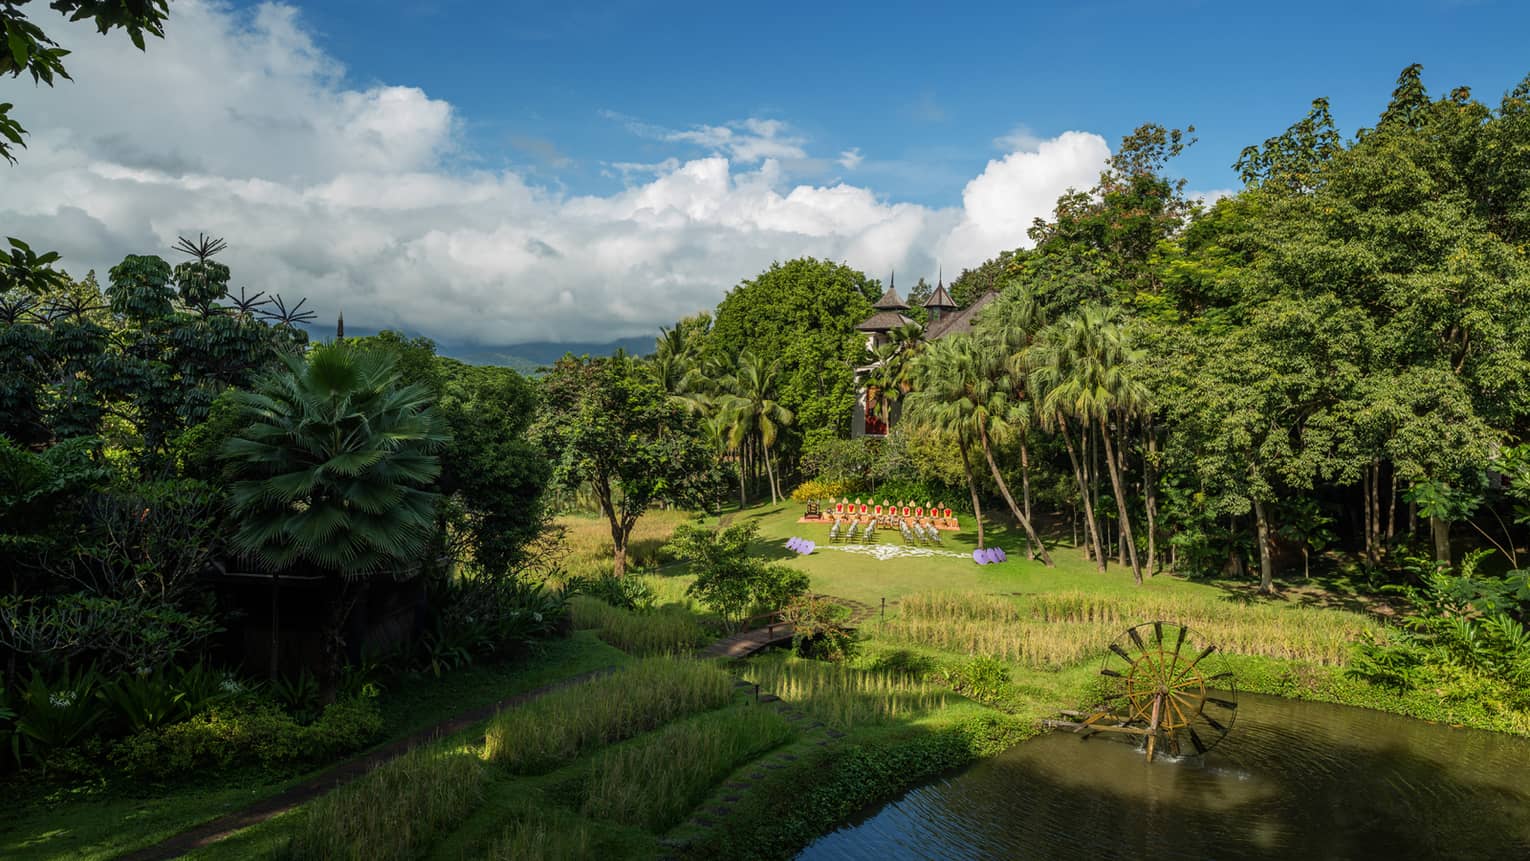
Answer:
[221,343,448,689]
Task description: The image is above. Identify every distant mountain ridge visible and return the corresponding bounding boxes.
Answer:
[438,336,655,371]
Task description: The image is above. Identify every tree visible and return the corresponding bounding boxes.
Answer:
[709,258,879,457]
[537,353,711,577]
[1,0,171,165]
[665,520,808,632]
[720,349,794,505]
[221,344,448,693]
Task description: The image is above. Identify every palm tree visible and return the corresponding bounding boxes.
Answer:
[1029,306,1148,584]
[221,343,448,694]
[905,335,1051,561]
[721,350,793,506]
[982,286,1050,560]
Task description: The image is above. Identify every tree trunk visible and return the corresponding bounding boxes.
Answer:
[957,435,986,549]
[319,579,362,705]
[1431,516,1451,566]
[1385,468,1398,541]
[737,448,746,509]
[1303,546,1310,580]
[610,515,631,578]
[978,423,1052,565]
[270,570,281,681]
[1020,437,1035,561]
[1144,427,1159,576]
[1061,420,1106,572]
[1408,499,1417,536]
[1369,459,1383,562]
[763,441,780,506]
[1253,498,1275,595]
[1361,468,1374,562]
[1099,418,1143,585]
[1115,420,1129,568]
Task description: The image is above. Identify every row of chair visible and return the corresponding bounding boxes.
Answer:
[826,517,879,544]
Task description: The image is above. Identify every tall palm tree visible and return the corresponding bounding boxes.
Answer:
[1029,305,1148,584]
[221,343,448,692]
[905,335,1051,561]
[982,285,1050,560]
[721,350,793,506]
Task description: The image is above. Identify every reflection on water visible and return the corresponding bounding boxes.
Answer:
[799,692,1530,860]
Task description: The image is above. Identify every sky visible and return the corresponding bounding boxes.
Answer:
[3,0,1528,347]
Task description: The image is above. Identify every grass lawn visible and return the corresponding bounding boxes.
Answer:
[0,632,630,861]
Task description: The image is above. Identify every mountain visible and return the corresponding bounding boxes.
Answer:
[437,336,655,371]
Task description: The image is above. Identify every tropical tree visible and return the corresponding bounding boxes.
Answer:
[221,344,448,693]
[537,353,711,576]
[721,350,794,505]
[1030,306,1146,582]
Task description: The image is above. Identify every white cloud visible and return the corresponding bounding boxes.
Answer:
[1190,187,1238,209]
[838,147,864,170]
[938,132,1110,269]
[2,1,1111,345]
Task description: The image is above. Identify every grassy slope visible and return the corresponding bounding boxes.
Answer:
[0,632,629,861]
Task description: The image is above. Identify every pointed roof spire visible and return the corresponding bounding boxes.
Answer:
[873,281,909,311]
[924,271,956,310]
[336,309,345,341]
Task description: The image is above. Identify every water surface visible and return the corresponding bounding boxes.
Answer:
[800,692,1530,860]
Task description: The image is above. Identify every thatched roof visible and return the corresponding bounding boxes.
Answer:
[925,290,998,340]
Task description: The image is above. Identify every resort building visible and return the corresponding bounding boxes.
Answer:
[851,275,999,438]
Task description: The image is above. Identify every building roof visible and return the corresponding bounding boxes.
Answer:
[872,285,910,311]
[855,309,916,332]
[923,282,956,310]
[925,289,999,340]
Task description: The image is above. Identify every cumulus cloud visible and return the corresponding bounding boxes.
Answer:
[2,1,1109,345]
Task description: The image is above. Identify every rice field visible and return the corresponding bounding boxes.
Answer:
[282,741,484,861]
[740,654,950,729]
[568,595,710,656]
[578,706,795,831]
[483,806,598,861]
[883,590,1387,669]
[551,509,699,578]
[482,657,735,772]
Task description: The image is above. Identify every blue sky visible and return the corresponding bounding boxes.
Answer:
[5,1,1528,345]
[289,0,1530,205]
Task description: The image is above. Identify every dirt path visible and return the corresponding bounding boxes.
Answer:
[120,665,618,861]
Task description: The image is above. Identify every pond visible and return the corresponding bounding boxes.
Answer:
[799,692,1530,860]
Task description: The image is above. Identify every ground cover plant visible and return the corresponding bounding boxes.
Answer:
[741,653,950,729]
[568,595,711,655]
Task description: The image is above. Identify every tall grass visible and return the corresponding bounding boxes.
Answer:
[884,590,1385,668]
[482,658,734,772]
[484,807,597,861]
[580,706,795,831]
[283,741,484,861]
[568,596,709,656]
[741,655,949,729]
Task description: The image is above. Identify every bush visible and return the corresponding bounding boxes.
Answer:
[790,478,856,504]
[667,521,810,631]
[110,694,383,778]
[783,594,857,663]
[938,656,1011,706]
[284,741,484,861]
[482,658,734,773]
[867,478,969,513]
[565,573,656,612]
[435,573,570,662]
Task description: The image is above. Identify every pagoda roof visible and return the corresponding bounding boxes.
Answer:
[923,282,956,310]
[872,286,910,310]
[855,310,916,332]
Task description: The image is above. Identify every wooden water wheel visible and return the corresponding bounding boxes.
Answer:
[1047,621,1238,761]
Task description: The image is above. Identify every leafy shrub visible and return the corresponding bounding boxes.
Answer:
[110,694,383,778]
[790,478,855,504]
[938,656,1011,706]
[783,594,857,662]
[565,573,656,612]
[865,649,938,679]
[866,478,969,513]
[270,670,323,723]
[666,521,809,631]
[14,665,105,758]
[482,658,733,773]
[284,741,484,861]
[568,596,709,655]
[0,592,221,676]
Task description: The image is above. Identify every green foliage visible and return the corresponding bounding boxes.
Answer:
[800,436,874,489]
[783,594,858,662]
[95,662,240,735]
[537,352,712,576]
[108,694,383,779]
[0,593,220,676]
[0,435,109,575]
[482,658,733,773]
[13,665,105,755]
[708,257,881,449]
[666,521,808,630]
[790,478,857,503]
[937,656,1011,706]
[222,343,448,574]
[432,573,568,662]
